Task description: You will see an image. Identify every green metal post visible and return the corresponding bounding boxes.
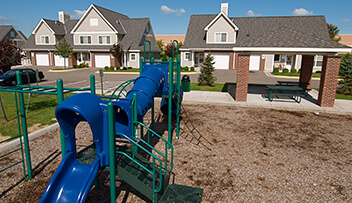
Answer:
[176,57,181,139]
[16,71,32,180]
[14,93,27,180]
[57,78,66,157]
[90,74,95,94]
[168,58,173,144]
[107,102,116,203]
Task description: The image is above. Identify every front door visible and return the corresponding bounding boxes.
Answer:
[285,55,293,70]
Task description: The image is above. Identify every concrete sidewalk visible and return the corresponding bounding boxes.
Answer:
[183,90,352,115]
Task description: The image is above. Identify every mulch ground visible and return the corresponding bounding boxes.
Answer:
[1,104,352,202]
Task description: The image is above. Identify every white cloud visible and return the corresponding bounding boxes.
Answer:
[247,10,262,17]
[71,10,86,19]
[292,8,313,16]
[0,16,12,24]
[340,19,352,23]
[161,5,186,16]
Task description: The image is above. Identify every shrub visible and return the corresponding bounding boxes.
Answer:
[298,69,301,73]
[128,67,132,69]
[116,66,120,71]
[291,68,297,73]
[283,68,289,73]
[198,54,216,86]
[338,53,352,95]
[315,70,322,73]
[109,66,114,71]
[190,66,195,71]
[273,68,279,73]
[123,67,127,70]
[79,63,88,68]
[73,65,78,69]
[104,66,109,70]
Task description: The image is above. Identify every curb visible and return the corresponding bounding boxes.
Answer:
[0,123,59,154]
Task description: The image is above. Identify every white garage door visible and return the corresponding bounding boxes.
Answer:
[54,55,69,67]
[36,53,49,66]
[212,53,230,69]
[95,54,110,68]
[249,54,261,71]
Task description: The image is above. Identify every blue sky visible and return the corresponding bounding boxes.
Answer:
[1,0,351,37]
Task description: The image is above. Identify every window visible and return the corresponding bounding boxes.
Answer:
[199,53,204,64]
[185,52,191,60]
[10,31,15,38]
[215,32,227,43]
[130,53,136,61]
[40,36,49,44]
[80,36,91,44]
[90,18,98,26]
[314,55,323,67]
[98,36,111,44]
[274,54,280,62]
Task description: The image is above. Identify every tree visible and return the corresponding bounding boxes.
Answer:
[164,42,183,58]
[157,39,164,51]
[54,38,73,69]
[110,42,124,67]
[327,23,341,42]
[198,54,216,86]
[337,53,352,95]
[0,37,22,72]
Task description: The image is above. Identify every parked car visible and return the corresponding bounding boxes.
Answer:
[0,68,44,86]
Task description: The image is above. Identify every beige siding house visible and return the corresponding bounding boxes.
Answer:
[22,4,160,68]
[181,3,351,72]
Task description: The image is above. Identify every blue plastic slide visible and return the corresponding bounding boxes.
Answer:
[39,152,100,203]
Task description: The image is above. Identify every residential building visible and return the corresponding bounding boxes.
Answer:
[155,35,185,47]
[0,25,27,47]
[338,34,352,53]
[180,3,351,73]
[22,4,159,68]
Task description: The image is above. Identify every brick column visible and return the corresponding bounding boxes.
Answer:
[259,54,265,71]
[235,54,250,101]
[299,55,314,89]
[229,52,234,70]
[91,53,95,68]
[49,52,55,66]
[110,53,117,67]
[31,52,36,66]
[317,55,341,107]
[69,53,77,66]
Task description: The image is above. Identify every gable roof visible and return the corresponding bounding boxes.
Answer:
[70,4,129,34]
[183,15,350,51]
[204,12,239,31]
[0,25,27,42]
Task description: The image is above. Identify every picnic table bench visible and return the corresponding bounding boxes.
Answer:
[277,81,310,91]
[266,85,303,103]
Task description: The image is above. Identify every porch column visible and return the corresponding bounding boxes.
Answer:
[123,52,127,67]
[235,54,250,101]
[317,55,341,107]
[299,55,314,89]
[191,51,195,67]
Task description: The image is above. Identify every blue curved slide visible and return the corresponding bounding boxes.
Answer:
[39,152,100,203]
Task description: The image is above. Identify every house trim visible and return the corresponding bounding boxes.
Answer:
[70,4,118,34]
[32,19,55,34]
[204,12,239,31]
[232,47,352,53]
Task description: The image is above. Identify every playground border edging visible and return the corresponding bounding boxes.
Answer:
[0,123,59,154]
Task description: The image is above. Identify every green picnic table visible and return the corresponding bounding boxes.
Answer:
[266,85,303,103]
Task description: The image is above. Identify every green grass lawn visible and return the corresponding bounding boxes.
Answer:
[0,92,72,138]
[272,72,321,78]
[190,83,227,92]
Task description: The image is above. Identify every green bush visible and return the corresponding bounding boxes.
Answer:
[73,65,78,69]
[79,63,88,68]
[337,53,352,95]
[104,66,109,70]
[190,66,195,71]
[315,70,322,73]
[291,68,297,73]
[109,66,114,71]
[127,67,132,69]
[273,68,279,73]
[298,69,301,73]
[183,66,189,71]
[283,68,289,73]
[123,67,127,70]
[115,66,120,71]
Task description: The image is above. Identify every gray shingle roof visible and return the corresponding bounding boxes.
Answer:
[22,5,159,53]
[183,15,349,49]
[0,25,12,41]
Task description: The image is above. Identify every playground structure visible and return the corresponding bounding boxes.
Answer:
[36,40,203,202]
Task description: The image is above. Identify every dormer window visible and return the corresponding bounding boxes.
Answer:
[40,35,49,44]
[90,18,98,26]
[215,32,227,43]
